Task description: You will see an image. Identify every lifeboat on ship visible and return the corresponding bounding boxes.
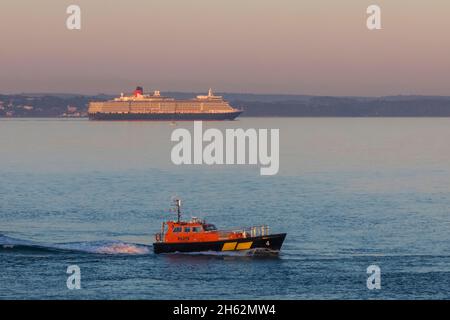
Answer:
[153,199,286,254]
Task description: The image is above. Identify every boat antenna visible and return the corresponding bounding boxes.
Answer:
[174,198,182,223]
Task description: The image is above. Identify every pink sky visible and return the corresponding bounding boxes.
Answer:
[0,0,449,96]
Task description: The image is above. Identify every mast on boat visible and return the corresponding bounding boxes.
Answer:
[174,199,182,223]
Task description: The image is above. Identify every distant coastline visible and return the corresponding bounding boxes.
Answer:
[1,92,450,118]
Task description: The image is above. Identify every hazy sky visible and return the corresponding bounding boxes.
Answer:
[0,0,449,96]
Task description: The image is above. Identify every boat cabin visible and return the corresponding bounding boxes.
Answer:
[157,219,249,243]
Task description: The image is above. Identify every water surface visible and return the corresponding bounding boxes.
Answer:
[1,118,449,299]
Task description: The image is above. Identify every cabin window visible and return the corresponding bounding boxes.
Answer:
[173,227,182,233]
[192,227,202,232]
[204,224,217,231]
[184,227,191,233]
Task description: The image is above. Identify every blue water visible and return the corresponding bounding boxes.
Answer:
[1,118,450,299]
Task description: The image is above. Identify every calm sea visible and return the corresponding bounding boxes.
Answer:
[1,118,450,299]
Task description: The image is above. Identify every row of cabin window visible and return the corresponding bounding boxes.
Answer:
[172,226,202,233]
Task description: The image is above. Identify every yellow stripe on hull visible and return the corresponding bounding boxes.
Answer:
[222,242,237,251]
[236,242,253,250]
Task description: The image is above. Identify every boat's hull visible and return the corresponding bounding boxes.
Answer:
[153,233,286,254]
[88,111,242,121]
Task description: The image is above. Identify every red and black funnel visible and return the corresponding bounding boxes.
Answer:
[133,86,143,96]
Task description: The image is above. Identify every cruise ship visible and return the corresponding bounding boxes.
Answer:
[88,87,243,121]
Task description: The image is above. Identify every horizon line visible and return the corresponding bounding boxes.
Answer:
[2,91,450,99]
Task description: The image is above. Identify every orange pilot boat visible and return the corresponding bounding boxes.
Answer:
[153,199,287,254]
